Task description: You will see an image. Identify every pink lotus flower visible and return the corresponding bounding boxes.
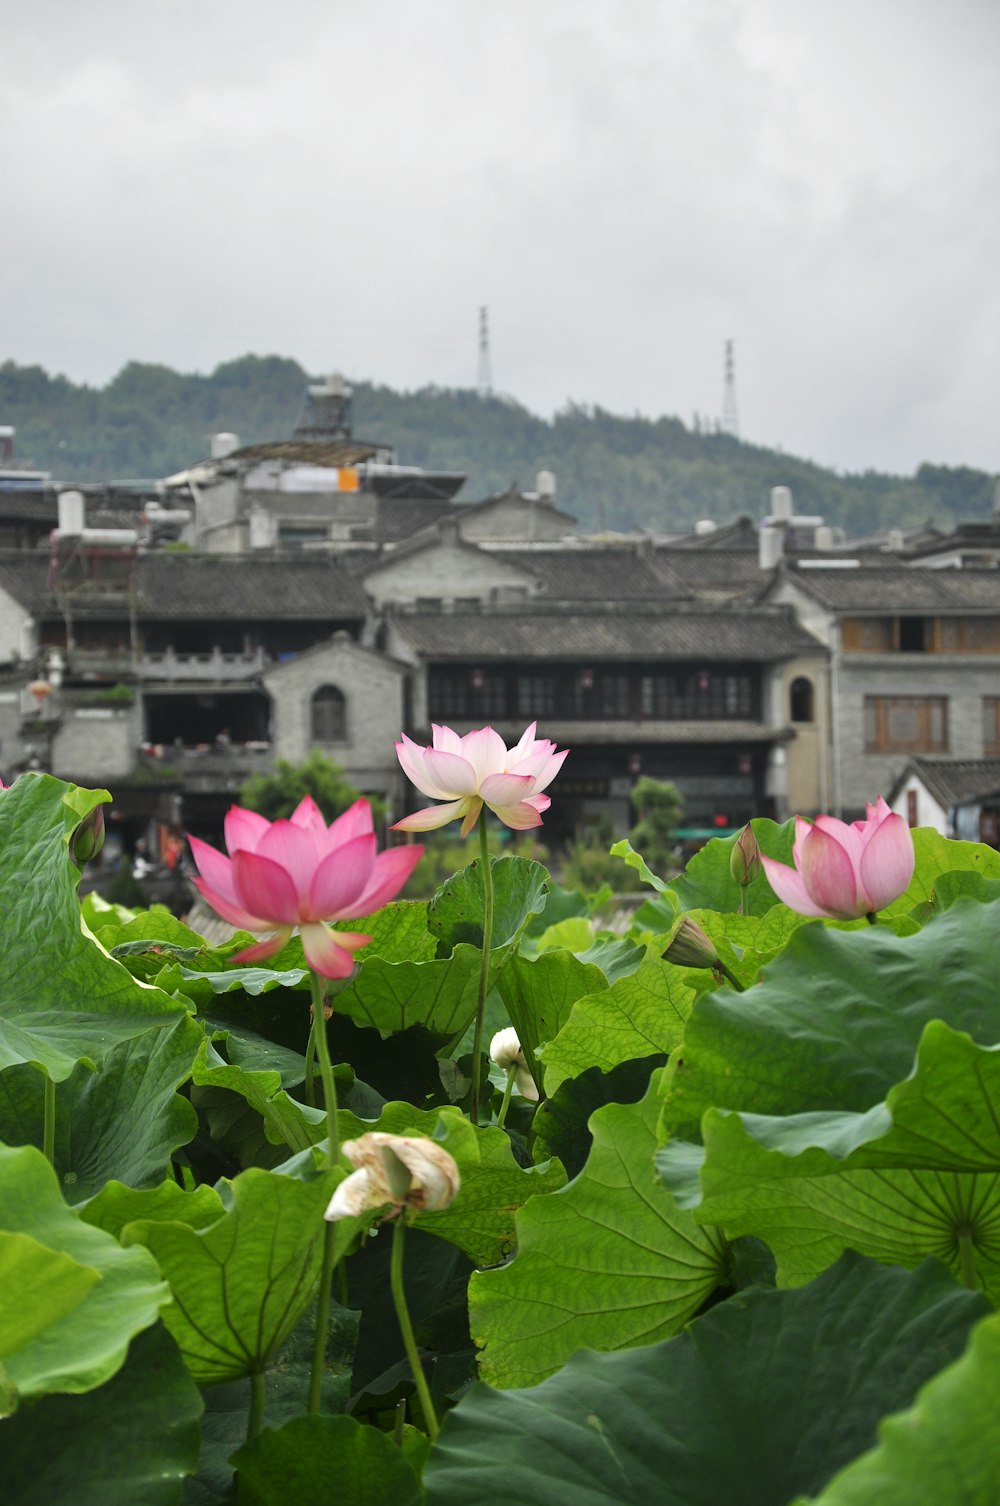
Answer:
[187,797,423,978]
[760,797,915,920]
[393,722,569,837]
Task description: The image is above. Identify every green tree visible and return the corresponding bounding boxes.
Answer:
[628,776,684,877]
[238,751,378,825]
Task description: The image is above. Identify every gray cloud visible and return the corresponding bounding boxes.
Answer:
[1,0,998,474]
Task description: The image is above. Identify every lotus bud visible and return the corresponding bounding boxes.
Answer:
[730,824,761,887]
[71,806,105,866]
[324,1133,460,1224]
[489,1026,539,1101]
[662,915,721,970]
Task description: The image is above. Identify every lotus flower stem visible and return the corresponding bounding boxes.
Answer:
[714,961,746,993]
[303,1025,317,1108]
[42,1072,56,1167]
[308,970,341,1168]
[496,1064,517,1129]
[470,818,495,1125]
[307,967,343,1414]
[247,1368,265,1444]
[309,1223,337,1414]
[391,1218,440,1439]
[958,1232,978,1291]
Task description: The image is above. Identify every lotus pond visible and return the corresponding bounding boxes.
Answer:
[2,770,1000,1505]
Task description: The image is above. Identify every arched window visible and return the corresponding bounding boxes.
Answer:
[311,684,347,743]
[790,676,814,724]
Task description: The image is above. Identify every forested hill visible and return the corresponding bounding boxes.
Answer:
[0,354,994,536]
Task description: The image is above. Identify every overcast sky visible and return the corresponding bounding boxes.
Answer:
[2,0,998,476]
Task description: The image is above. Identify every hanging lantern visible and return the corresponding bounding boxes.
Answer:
[29,679,53,707]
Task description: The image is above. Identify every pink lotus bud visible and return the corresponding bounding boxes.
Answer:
[760,797,915,921]
[730,824,761,887]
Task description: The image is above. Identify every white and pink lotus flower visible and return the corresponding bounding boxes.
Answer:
[393,722,569,837]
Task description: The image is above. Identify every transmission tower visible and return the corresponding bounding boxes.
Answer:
[721,338,739,438]
[477,306,493,397]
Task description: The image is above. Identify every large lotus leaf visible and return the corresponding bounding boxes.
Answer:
[469,1073,726,1388]
[541,951,695,1095]
[533,1054,668,1180]
[1,1321,202,1506]
[330,944,483,1037]
[190,1035,327,1154]
[0,774,190,1080]
[882,827,1000,917]
[659,1022,1000,1299]
[0,1015,201,1202]
[661,897,1000,1141]
[798,1310,1000,1506]
[81,1178,225,1239]
[427,1254,988,1506]
[607,837,677,895]
[335,1101,566,1266]
[428,855,549,976]
[336,897,439,962]
[0,1145,167,1401]
[233,1415,422,1506]
[121,1165,352,1385]
[496,950,612,1085]
[0,1232,100,1369]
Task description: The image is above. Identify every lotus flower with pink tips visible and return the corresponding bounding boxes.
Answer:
[187,796,423,978]
[761,797,915,921]
[393,722,569,837]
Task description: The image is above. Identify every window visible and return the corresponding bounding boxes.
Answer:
[984,698,1000,755]
[517,674,556,719]
[311,685,347,742]
[864,696,947,753]
[790,676,814,723]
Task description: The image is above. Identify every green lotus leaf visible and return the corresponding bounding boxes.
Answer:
[81,1178,225,1240]
[0,1145,167,1401]
[1,1322,202,1506]
[0,1015,201,1201]
[798,1310,1000,1505]
[0,774,190,1080]
[0,1232,100,1374]
[541,951,695,1095]
[659,1021,1000,1299]
[428,854,549,977]
[469,1072,726,1388]
[427,1255,988,1506]
[233,1414,422,1506]
[496,949,613,1084]
[120,1166,350,1385]
[331,945,483,1037]
[661,897,1000,1141]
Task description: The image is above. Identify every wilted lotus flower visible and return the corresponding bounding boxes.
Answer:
[393,722,568,837]
[729,824,761,887]
[490,1027,539,1101]
[324,1133,461,1222]
[761,797,914,920]
[187,797,423,978]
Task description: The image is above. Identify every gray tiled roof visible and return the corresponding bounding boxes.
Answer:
[0,551,370,621]
[490,548,669,600]
[894,757,1000,808]
[0,490,58,522]
[392,606,819,661]
[782,564,1000,611]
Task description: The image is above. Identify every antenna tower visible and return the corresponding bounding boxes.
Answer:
[721,338,739,438]
[477,306,493,397]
